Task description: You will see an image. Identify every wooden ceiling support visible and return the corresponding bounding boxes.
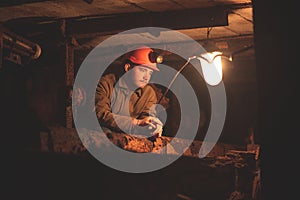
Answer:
[67,7,228,36]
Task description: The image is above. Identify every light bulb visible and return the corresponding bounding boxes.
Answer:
[198,51,223,86]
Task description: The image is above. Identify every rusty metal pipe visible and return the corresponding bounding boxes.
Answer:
[2,30,42,60]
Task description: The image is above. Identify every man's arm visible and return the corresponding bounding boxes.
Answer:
[95,75,134,133]
[134,85,163,137]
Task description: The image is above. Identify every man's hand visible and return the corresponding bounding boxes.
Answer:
[150,123,163,138]
[133,116,163,137]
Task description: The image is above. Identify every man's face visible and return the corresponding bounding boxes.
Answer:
[129,65,154,88]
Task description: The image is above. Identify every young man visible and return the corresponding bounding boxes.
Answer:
[95,46,163,137]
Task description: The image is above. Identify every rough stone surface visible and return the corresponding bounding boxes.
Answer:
[41,126,248,157]
[39,126,261,199]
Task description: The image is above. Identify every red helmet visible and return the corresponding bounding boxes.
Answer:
[127,46,160,71]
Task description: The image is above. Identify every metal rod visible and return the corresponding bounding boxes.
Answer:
[157,57,192,104]
[2,30,41,60]
[157,54,231,104]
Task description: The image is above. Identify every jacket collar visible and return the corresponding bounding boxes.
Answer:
[116,76,143,97]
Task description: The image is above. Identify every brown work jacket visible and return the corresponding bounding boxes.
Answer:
[95,73,157,133]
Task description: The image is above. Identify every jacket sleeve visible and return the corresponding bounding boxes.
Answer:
[137,86,158,119]
[95,76,133,133]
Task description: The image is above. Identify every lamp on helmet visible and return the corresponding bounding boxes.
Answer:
[127,46,163,71]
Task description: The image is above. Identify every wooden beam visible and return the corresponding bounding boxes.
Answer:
[0,0,49,7]
[0,26,3,68]
[65,42,74,128]
[67,7,228,36]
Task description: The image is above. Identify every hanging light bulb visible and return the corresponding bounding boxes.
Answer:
[158,52,226,104]
[198,51,223,86]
